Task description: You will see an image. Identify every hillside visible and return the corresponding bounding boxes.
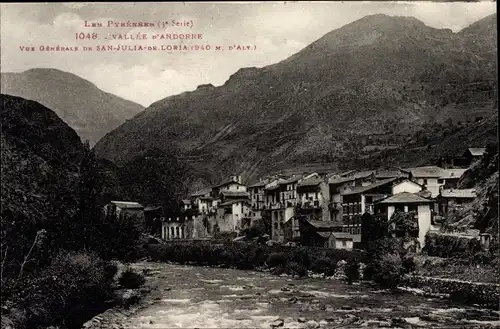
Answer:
[1,94,85,224]
[94,13,497,188]
[0,69,144,144]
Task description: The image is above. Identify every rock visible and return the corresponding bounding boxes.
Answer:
[270,318,284,327]
[391,317,407,325]
[149,320,154,324]
[287,283,295,286]
[164,287,171,291]
[324,317,337,322]
[341,306,353,310]
[256,292,262,296]
[288,297,298,303]
[305,320,320,329]
[281,287,291,292]
[298,317,307,323]
[311,299,320,304]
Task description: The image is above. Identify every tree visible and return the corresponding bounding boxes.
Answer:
[361,213,388,249]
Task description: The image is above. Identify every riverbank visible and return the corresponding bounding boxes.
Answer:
[81,262,500,329]
[146,241,499,309]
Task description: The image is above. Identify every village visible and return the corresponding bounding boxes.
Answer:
[103,146,491,252]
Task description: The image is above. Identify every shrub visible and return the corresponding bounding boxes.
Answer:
[371,253,405,289]
[118,268,145,289]
[15,251,115,329]
[266,252,288,268]
[289,247,312,268]
[402,255,417,274]
[285,261,308,277]
[345,261,361,284]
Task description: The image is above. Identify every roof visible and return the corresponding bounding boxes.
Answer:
[191,187,212,197]
[377,192,433,204]
[181,199,191,205]
[376,169,408,179]
[218,199,250,207]
[248,181,268,188]
[304,219,342,229]
[402,166,443,178]
[341,177,398,196]
[298,177,324,187]
[316,232,354,239]
[220,191,250,198]
[466,148,486,157]
[214,179,245,188]
[110,201,144,209]
[264,178,287,190]
[440,188,476,199]
[144,206,162,212]
[199,196,214,201]
[439,169,468,180]
[280,175,302,185]
[329,175,355,185]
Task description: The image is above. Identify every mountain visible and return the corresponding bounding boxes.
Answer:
[1,94,85,223]
[94,14,497,188]
[0,69,144,144]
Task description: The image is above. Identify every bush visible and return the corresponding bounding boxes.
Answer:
[289,247,312,268]
[402,256,417,274]
[118,268,145,289]
[14,251,115,329]
[285,262,308,277]
[371,253,405,289]
[345,261,361,284]
[266,252,288,268]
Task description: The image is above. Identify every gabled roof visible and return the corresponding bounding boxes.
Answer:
[110,201,144,209]
[248,181,268,188]
[376,169,408,179]
[199,196,214,201]
[304,219,342,229]
[440,188,476,199]
[377,192,432,204]
[316,232,354,239]
[280,175,302,185]
[329,175,355,185]
[144,206,162,212]
[439,169,468,180]
[220,190,250,198]
[466,148,486,157]
[341,177,398,196]
[218,199,250,207]
[265,178,287,190]
[181,199,191,205]
[214,179,246,188]
[401,166,443,178]
[298,177,324,187]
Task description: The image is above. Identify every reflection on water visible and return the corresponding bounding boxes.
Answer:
[121,262,500,328]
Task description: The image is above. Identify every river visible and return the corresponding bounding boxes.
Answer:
[114,262,499,328]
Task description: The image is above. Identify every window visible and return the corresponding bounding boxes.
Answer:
[274,222,278,230]
[438,179,444,184]
[342,240,347,247]
[176,227,180,237]
[423,179,428,185]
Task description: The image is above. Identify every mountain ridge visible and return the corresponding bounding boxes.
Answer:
[93,13,497,188]
[0,68,144,145]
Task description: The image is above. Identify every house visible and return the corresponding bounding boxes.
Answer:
[104,201,145,225]
[463,148,486,165]
[144,206,163,235]
[438,169,468,189]
[180,199,192,212]
[328,171,378,223]
[190,187,213,214]
[263,178,295,242]
[340,178,408,237]
[248,180,268,219]
[401,166,445,198]
[375,192,433,250]
[298,218,354,249]
[161,216,200,240]
[215,199,251,234]
[211,175,246,198]
[439,148,486,169]
[296,175,330,222]
[438,188,476,217]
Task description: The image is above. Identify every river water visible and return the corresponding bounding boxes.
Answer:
[120,262,499,328]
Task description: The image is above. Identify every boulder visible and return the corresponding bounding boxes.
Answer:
[270,318,284,327]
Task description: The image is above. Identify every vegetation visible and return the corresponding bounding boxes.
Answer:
[148,241,365,278]
[1,137,145,329]
[119,267,146,289]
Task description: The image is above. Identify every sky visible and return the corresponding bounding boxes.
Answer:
[0,1,496,107]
